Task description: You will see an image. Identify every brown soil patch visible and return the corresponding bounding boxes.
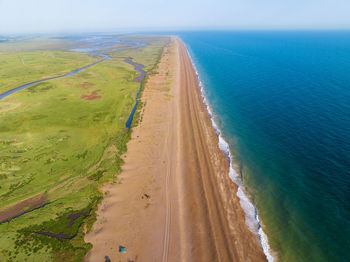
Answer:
[80,89,101,100]
[0,193,48,224]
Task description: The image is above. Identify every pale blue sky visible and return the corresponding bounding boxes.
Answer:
[1,0,350,34]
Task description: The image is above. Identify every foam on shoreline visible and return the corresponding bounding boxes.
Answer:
[182,40,274,262]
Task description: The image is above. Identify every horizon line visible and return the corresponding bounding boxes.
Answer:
[2,27,350,36]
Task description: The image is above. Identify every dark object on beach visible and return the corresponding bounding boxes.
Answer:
[141,193,150,199]
[119,245,126,253]
[104,256,111,262]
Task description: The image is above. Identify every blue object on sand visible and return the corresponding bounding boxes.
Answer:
[119,246,126,253]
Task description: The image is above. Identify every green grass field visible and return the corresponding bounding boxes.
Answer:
[0,35,169,261]
[0,51,98,94]
[0,37,73,53]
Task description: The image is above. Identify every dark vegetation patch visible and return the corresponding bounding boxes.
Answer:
[1,174,34,199]
[31,209,91,241]
[92,111,109,122]
[0,174,8,180]
[0,193,48,224]
[67,210,91,227]
[88,169,106,181]
[15,201,99,262]
[0,139,17,146]
[76,150,88,159]
[31,114,48,120]
[27,82,55,93]
[32,231,75,242]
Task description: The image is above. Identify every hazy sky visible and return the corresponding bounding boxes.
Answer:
[1,0,350,34]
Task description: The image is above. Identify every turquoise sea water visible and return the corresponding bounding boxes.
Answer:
[178,31,350,262]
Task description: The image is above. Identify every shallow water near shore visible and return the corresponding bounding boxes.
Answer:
[178,31,350,262]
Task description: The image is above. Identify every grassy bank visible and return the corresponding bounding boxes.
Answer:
[0,35,169,261]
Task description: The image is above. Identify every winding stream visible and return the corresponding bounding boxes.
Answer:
[0,54,110,100]
[0,38,147,128]
[124,58,146,129]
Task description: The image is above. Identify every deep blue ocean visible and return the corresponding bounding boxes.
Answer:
[178,31,350,262]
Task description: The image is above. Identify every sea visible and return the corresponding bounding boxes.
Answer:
[177,31,350,262]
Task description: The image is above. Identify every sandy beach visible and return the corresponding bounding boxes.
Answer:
[84,37,267,262]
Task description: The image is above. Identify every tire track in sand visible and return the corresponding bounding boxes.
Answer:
[162,101,172,262]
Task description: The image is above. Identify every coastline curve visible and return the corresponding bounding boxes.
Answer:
[180,38,275,262]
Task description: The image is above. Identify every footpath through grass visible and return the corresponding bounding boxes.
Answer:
[0,35,169,261]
